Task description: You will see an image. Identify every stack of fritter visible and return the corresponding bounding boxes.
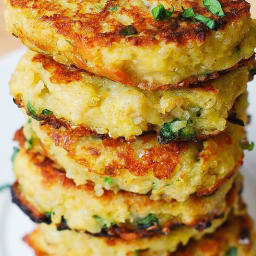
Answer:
[3,0,256,255]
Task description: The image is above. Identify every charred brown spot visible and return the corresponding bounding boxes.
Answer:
[9,0,250,49]
[8,0,253,89]
[11,182,51,224]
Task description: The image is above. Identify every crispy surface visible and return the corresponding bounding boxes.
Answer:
[18,114,245,202]
[12,147,241,237]
[23,217,231,255]
[23,208,249,256]
[4,0,256,89]
[10,50,252,139]
[24,214,256,256]
[170,214,256,256]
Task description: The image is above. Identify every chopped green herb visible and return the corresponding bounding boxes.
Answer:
[119,25,138,36]
[226,247,237,256]
[203,0,224,17]
[27,101,42,121]
[41,109,53,116]
[11,146,19,162]
[27,101,38,119]
[45,211,55,219]
[194,14,216,29]
[109,5,118,11]
[181,7,216,30]
[151,4,174,21]
[93,215,113,229]
[0,184,11,192]
[159,118,196,144]
[104,177,113,185]
[137,214,159,229]
[181,7,195,18]
[26,138,33,151]
[241,141,254,151]
[65,40,73,46]
[27,119,32,124]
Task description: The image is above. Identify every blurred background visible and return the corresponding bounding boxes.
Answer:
[0,0,255,56]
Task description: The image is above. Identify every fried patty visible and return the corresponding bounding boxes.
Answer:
[24,213,256,256]
[10,51,253,140]
[22,207,249,256]
[4,0,256,89]
[22,216,231,255]
[17,114,245,202]
[12,146,241,237]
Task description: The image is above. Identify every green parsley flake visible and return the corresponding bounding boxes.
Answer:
[11,146,19,162]
[93,215,113,229]
[45,211,55,219]
[119,25,138,36]
[241,141,254,151]
[226,247,237,256]
[181,7,195,18]
[159,118,196,144]
[0,184,11,192]
[137,214,159,229]
[26,138,33,151]
[203,0,224,17]
[104,177,113,185]
[194,14,216,29]
[27,101,39,120]
[41,109,53,116]
[152,4,174,21]
[182,7,216,30]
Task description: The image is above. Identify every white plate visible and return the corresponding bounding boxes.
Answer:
[0,49,255,256]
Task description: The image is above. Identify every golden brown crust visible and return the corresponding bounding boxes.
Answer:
[12,92,245,144]
[9,0,249,48]
[31,53,255,91]
[24,213,255,256]
[13,122,242,195]
[12,146,240,240]
[174,214,255,256]
[6,0,254,89]
[24,230,48,256]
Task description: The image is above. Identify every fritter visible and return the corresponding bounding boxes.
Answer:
[22,208,248,255]
[12,146,241,237]
[170,214,256,256]
[4,0,256,89]
[17,115,245,202]
[24,214,256,256]
[10,50,253,140]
